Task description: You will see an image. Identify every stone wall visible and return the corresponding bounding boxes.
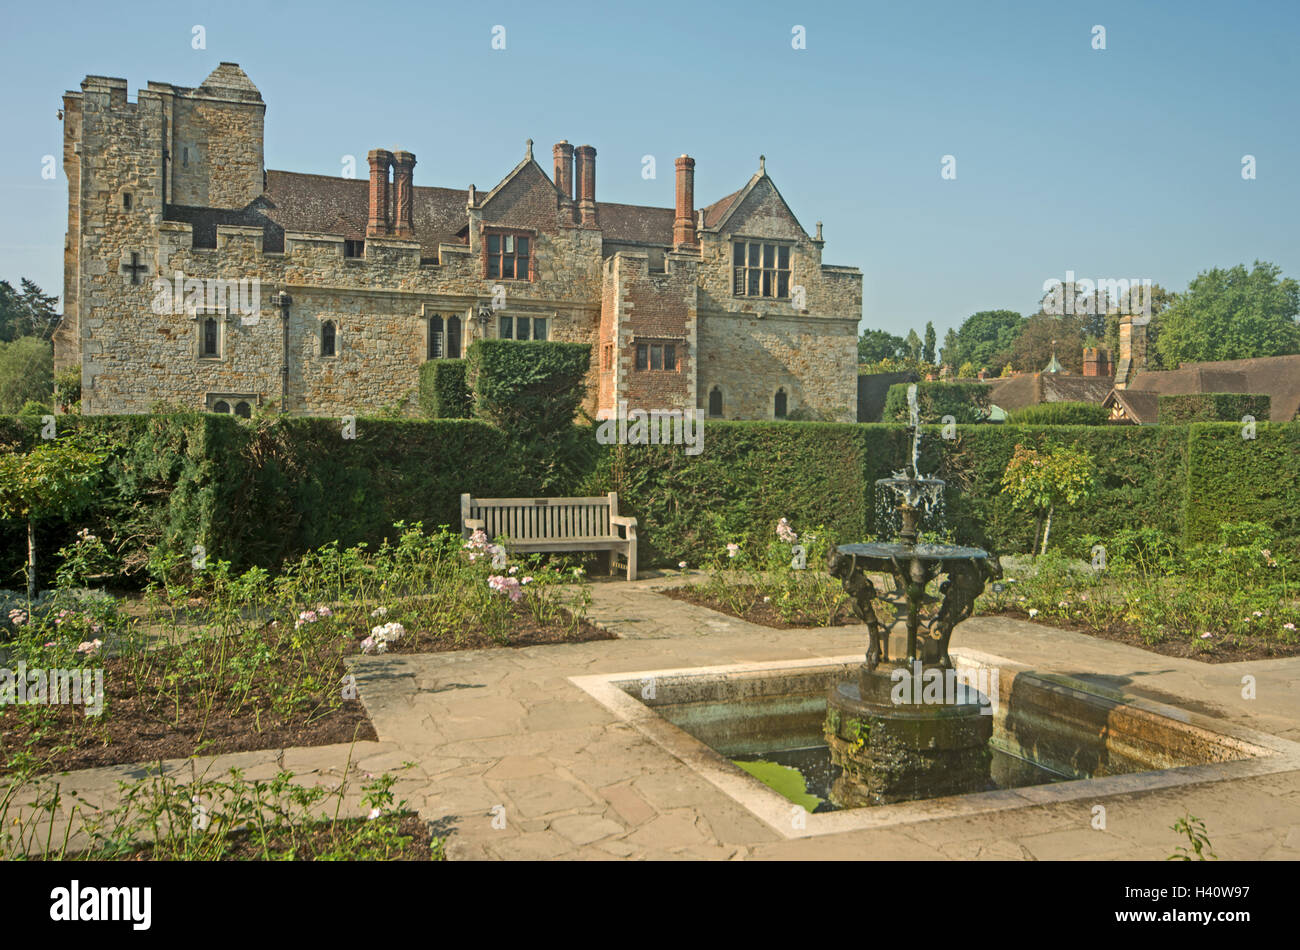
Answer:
[63,69,860,423]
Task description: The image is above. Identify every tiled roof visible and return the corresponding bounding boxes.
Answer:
[987,373,1115,412]
[598,201,675,245]
[165,169,753,259]
[701,189,742,228]
[1126,354,1300,421]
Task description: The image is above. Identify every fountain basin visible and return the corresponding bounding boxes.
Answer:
[570,651,1300,839]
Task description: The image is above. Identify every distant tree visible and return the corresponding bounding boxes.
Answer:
[1156,262,1300,367]
[904,329,923,362]
[957,361,976,378]
[0,336,54,412]
[951,309,1026,372]
[857,328,906,364]
[1008,312,1086,373]
[0,279,60,342]
[922,322,937,364]
[940,327,959,366]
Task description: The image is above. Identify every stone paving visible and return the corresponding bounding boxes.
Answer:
[12,572,1300,860]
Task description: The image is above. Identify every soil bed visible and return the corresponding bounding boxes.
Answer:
[2,604,613,777]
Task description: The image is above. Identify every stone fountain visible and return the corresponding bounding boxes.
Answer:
[825,384,1002,806]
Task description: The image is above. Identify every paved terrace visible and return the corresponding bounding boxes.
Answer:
[16,573,1300,860]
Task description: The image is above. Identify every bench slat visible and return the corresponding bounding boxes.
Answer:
[468,496,615,507]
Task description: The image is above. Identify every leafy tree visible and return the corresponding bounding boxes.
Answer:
[857,328,906,364]
[956,361,976,378]
[0,336,54,412]
[903,329,923,362]
[1008,311,1086,373]
[940,327,959,367]
[1156,262,1300,367]
[0,440,104,598]
[1000,443,1096,556]
[950,310,1026,372]
[922,322,936,364]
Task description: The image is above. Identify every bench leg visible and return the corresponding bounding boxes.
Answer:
[625,541,637,581]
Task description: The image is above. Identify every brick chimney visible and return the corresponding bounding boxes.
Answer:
[674,155,697,248]
[553,141,575,223]
[1083,347,1099,377]
[1115,315,1148,389]
[575,144,597,228]
[366,149,393,238]
[392,151,416,238]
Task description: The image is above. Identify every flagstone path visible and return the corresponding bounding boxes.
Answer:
[13,572,1300,860]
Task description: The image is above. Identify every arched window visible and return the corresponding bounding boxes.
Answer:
[212,400,230,414]
[447,315,462,358]
[234,401,252,418]
[321,320,336,357]
[428,315,444,359]
[202,317,219,357]
[774,388,788,419]
[708,386,723,418]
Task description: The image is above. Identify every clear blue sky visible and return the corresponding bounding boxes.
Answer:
[1,0,1296,340]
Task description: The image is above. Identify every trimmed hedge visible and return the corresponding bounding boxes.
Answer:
[4,414,1298,585]
[884,381,991,424]
[1158,392,1271,424]
[1007,401,1110,426]
[1182,422,1300,543]
[418,359,471,419]
[466,340,590,433]
[586,422,906,567]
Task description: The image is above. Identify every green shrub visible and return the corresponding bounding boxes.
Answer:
[1007,401,1109,426]
[418,359,471,419]
[1158,393,1271,424]
[466,340,593,492]
[884,381,991,424]
[466,340,590,433]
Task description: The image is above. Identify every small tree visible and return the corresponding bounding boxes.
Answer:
[0,440,104,598]
[1000,443,1096,556]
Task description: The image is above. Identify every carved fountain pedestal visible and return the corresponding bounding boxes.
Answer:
[825,495,1002,806]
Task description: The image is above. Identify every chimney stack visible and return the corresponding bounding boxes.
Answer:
[366,149,394,238]
[391,151,416,238]
[553,141,575,223]
[1115,315,1148,389]
[674,155,697,248]
[575,144,597,228]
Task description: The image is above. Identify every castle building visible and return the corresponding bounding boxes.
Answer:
[54,64,861,421]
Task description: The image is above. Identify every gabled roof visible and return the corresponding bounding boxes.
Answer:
[703,166,808,238]
[1103,388,1160,425]
[701,189,743,228]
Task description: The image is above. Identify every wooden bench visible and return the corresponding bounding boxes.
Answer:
[460,492,638,580]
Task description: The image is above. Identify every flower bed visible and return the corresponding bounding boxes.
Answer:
[0,524,609,778]
[658,518,852,628]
